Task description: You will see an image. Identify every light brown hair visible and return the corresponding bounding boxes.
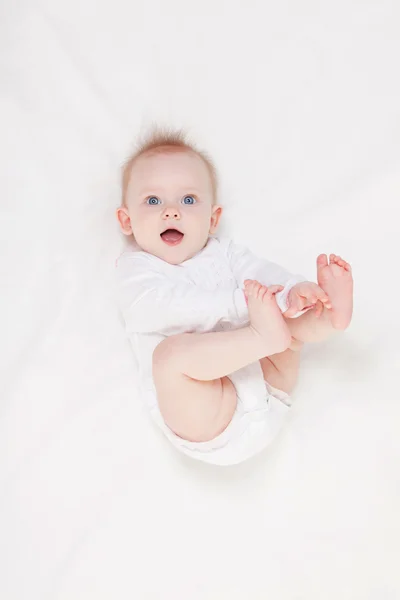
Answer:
[121,127,218,206]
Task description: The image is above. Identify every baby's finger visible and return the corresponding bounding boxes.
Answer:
[269,284,285,295]
[313,284,330,301]
[284,298,302,317]
[298,283,323,303]
[283,306,299,318]
[315,300,324,318]
[306,285,330,308]
[314,292,331,309]
[298,295,313,309]
[322,298,332,309]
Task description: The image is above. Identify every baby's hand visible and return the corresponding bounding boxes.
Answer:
[283,282,331,318]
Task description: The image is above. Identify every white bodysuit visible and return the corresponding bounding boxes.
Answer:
[116,236,307,465]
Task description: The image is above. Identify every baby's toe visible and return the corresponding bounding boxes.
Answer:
[245,279,256,289]
[330,254,348,269]
[258,284,268,300]
[317,254,328,267]
[341,259,351,271]
[253,282,263,298]
[335,256,352,272]
[244,280,255,295]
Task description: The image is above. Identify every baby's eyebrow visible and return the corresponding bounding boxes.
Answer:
[138,187,202,197]
[137,188,163,197]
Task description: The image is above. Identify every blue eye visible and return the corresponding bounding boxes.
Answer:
[147,196,161,205]
[182,195,196,205]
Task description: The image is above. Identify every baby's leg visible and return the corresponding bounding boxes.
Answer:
[260,298,345,395]
[260,253,354,394]
[153,282,291,443]
[260,338,303,394]
[261,303,340,397]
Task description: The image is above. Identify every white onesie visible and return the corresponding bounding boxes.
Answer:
[116,236,307,465]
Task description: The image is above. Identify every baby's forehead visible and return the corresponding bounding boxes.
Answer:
[128,149,212,186]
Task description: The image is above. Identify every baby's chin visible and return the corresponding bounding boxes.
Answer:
[159,242,203,265]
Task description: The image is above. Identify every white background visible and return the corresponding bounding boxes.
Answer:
[1,1,400,599]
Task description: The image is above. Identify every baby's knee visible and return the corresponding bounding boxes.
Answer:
[153,338,172,372]
[152,334,190,373]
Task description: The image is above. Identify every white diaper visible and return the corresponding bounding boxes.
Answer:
[150,361,292,466]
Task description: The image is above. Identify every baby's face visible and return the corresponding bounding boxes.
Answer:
[120,151,222,264]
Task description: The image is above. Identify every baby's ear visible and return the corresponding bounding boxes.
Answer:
[116,206,133,235]
[210,204,223,233]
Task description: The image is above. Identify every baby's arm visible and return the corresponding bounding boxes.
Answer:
[226,240,307,317]
[116,253,248,335]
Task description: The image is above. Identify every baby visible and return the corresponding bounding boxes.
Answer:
[116,129,353,465]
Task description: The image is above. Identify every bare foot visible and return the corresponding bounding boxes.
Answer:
[316,254,353,330]
[244,280,292,355]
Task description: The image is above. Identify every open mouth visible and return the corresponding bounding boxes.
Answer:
[160,228,184,246]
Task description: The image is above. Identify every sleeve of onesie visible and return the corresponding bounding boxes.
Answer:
[225,239,309,318]
[116,252,248,335]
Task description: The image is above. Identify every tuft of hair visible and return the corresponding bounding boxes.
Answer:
[121,126,218,205]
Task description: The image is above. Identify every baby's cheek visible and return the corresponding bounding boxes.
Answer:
[134,214,154,233]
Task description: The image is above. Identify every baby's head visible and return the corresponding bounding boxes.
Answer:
[116,129,223,265]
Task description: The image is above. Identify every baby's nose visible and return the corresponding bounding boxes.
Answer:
[162,207,180,220]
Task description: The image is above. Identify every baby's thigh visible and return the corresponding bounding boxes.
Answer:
[153,359,237,443]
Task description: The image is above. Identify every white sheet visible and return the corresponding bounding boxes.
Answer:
[1,1,399,598]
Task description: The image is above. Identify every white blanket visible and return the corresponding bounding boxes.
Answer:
[1,1,399,598]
